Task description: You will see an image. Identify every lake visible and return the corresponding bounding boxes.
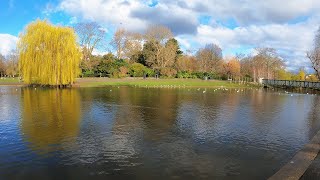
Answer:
[0,86,319,179]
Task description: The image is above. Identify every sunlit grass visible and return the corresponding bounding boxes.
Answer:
[75,78,258,88]
[0,77,259,88]
[0,77,20,84]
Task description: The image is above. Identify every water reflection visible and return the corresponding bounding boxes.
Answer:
[0,86,319,179]
[308,95,320,138]
[21,88,81,153]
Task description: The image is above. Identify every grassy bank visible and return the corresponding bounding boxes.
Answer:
[0,77,258,88]
[0,78,22,85]
[74,77,258,88]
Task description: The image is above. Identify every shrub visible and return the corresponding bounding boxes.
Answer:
[144,68,155,77]
[160,67,177,78]
[82,70,95,77]
[118,66,129,78]
[189,72,221,80]
[129,63,145,77]
[177,71,192,78]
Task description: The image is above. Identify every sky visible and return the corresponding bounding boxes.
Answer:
[1,0,320,72]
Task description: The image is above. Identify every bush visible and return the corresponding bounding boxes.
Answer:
[160,67,177,78]
[144,68,155,77]
[220,74,228,80]
[110,66,129,78]
[118,66,129,78]
[82,70,95,77]
[177,71,192,78]
[129,63,145,77]
[189,72,221,80]
[191,72,205,79]
[95,59,129,78]
[129,63,155,78]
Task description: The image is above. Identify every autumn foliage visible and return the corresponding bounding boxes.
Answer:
[0,21,312,82]
[18,20,81,86]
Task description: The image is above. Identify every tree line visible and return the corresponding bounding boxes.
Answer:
[74,22,318,82]
[0,50,19,78]
[308,27,320,80]
[0,20,319,83]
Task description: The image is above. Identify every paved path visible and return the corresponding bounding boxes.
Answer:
[269,129,320,180]
[300,152,320,179]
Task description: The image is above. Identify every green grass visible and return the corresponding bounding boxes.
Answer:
[0,77,259,88]
[0,77,21,84]
[75,78,258,88]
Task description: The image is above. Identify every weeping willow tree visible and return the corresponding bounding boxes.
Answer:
[18,20,81,86]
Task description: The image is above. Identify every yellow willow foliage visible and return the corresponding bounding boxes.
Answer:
[18,20,81,86]
[21,88,81,153]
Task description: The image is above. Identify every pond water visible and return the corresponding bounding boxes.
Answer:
[0,86,320,179]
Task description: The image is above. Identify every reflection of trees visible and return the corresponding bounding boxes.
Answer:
[98,87,180,141]
[249,89,285,124]
[132,88,179,140]
[144,89,178,127]
[21,88,81,153]
[307,95,320,139]
[176,90,241,141]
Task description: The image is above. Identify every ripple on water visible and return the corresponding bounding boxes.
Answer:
[0,87,319,179]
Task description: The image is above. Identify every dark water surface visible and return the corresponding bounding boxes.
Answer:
[0,86,320,179]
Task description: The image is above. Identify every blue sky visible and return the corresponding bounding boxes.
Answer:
[0,0,55,35]
[1,0,320,72]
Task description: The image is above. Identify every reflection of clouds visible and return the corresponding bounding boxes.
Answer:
[0,98,12,123]
[0,87,20,123]
[149,136,242,178]
[177,103,213,141]
[64,103,144,168]
[104,104,144,162]
[308,95,320,139]
[74,129,141,164]
[102,133,139,160]
[174,89,320,177]
[14,87,319,178]
[157,139,214,175]
[176,92,241,142]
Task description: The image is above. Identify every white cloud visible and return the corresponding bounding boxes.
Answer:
[58,0,147,32]
[170,0,320,25]
[0,34,18,56]
[92,48,109,56]
[190,17,319,71]
[53,0,320,71]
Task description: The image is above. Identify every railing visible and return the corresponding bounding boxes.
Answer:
[262,79,320,89]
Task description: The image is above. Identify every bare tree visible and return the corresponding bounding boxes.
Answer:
[252,48,284,81]
[145,25,173,43]
[143,25,174,69]
[111,28,127,59]
[307,26,320,79]
[74,22,106,70]
[123,32,144,62]
[6,50,19,77]
[307,49,320,79]
[176,55,198,72]
[0,54,6,77]
[223,57,241,80]
[196,43,223,73]
[159,39,178,68]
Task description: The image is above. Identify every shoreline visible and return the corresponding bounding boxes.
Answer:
[72,77,257,88]
[0,77,258,88]
[269,128,320,180]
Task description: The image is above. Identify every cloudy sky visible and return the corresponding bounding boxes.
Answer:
[1,0,320,72]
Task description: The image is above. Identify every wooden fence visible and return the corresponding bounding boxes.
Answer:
[262,79,320,89]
